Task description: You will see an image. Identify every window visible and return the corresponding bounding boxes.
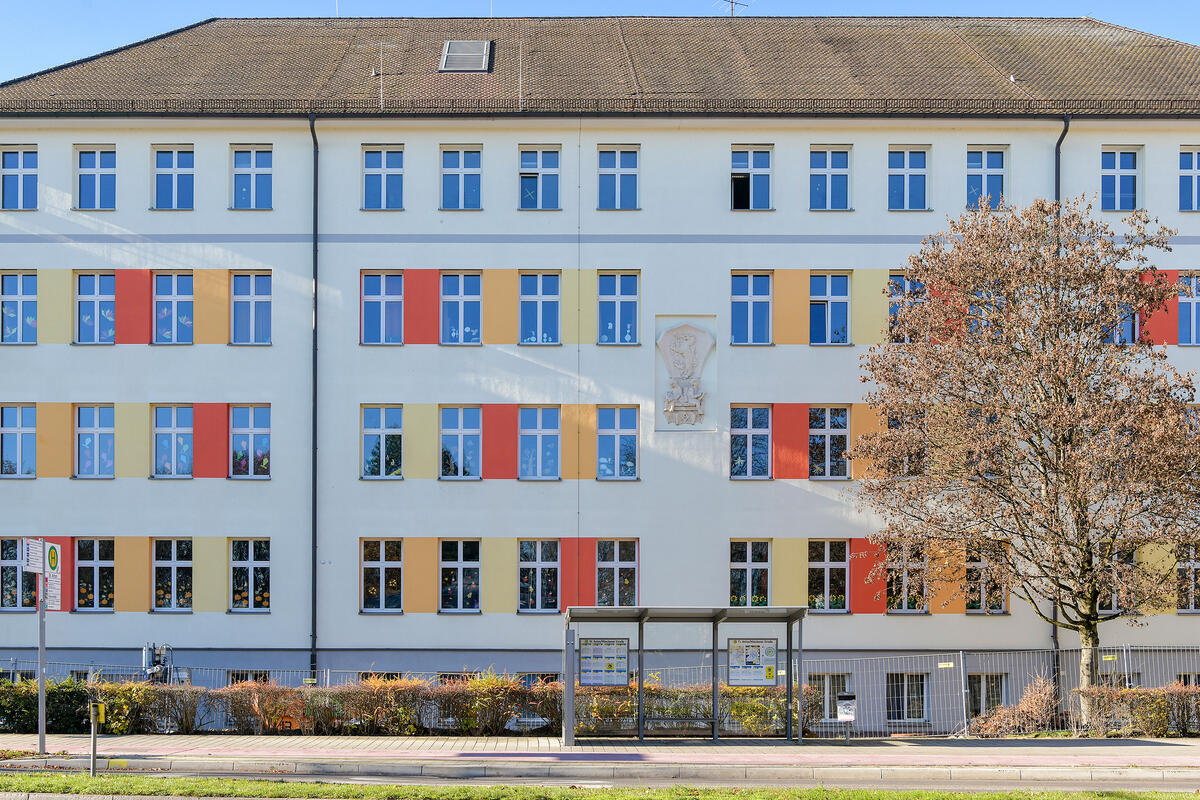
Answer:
[519,406,560,480]
[1099,672,1141,689]
[887,149,927,210]
[440,406,481,479]
[362,406,402,479]
[75,405,114,478]
[228,670,270,685]
[887,545,926,612]
[231,273,271,345]
[361,539,402,611]
[0,406,35,477]
[730,541,769,607]
[888,273,924,344]
[598,148,638,210]
[597,540,637,606]
[1177,544,1199,612]
[1179,673,1200,686]
[808,406,849,479]
[363,147,403,210]
[441,273,481,344]
[731,273,771,345]
[1102,303,1138,345]
[1,273,36,344]
[153,405,193,478]
[76,148,115,209]
[1,539,36,611]
[966,548,1006,613]
[886,673,927,721]
[153,539,192,611]
[597,406,638,480]
[230,539,270,611]
[441,148,481,209]
[810,274,850,344]
[810,674,850,721]
[730,405,771,479]
[440,540,480,611]
[598,272,638,344]
[967,149,1005,209]
[519,149,560,210]
[230,406,270,478]
[967,674,1005,718]
[153,273,193,345]
[519,539,559,612]
[1182,150,1200,211]
[361,273,402,344]
[1180,275,1200,345]
[75,538,114,611]
[232,148,272,209]
[810,149,849,210]
[1101,149,1139,211]
[808,540,848,612]
[76,273,115,344]
[731,148,771,210]
[153,148,194,210]
[518,273,560,344]
[439,40,492,71]
[1,148,36,210]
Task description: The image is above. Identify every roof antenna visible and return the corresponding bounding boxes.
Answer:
[335,0,339,17]
[712,0,751,14]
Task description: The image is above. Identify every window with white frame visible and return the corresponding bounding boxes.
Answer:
[886,673,928,721]
[0,539,36,610]
[153,539,192,611]
[597,406,638,480]
[519,406,560,480]
[230,538,270,611]
[598,148,638,210]
[597,272,638,344]
[597,540,637,606]
[967,674,1006,718]
[441,148,481,209]
[153,148,194,210]
[440,272,481,344]
[731,273,771,345]
[1180,275,1200,345]
[887,149,928,211]
[231,273,271,345]
[808,539,848,612]
[362,405,402,479]
[232,148,272,209]
[440,406,481,479]
[519,273,560,344]
[731,147,772,210]
[361,539,402,611]
[808,406,849,479]
[810,673,850,721]
[363,147,403,210]
[1182,150,1200,211]
[966,547,1006,614]
[75,538,114,611]
[1,273,36,344]
[730,405,771,479]
[810,149,849,210]
[75,405,114,478]
[810,273,850,344]
[153,405,193,478]
[1102,304,1138,345]
[1180,544,1200,612]
[0,405,35,477]
[1,147,36,210]
[887,545,926,612]
[519,539,559,612]
[362,272,403,345]
[153,273,193,344]
[440,540,480,611]
[888,273,924,344]
[730,540,769,607]
[76,148,115,209]
[1101,148,1139,211]
[519,148,560,210]
[76,272,115,344]
[230,405,270,478]
[967,149,1005,209]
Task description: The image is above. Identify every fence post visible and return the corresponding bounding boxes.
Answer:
[1123,643,1132,688]
[958,650,970,736]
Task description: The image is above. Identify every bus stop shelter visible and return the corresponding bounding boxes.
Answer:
[562,606,806,745]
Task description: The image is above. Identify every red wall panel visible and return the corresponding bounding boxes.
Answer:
[403,269,440,345]
[192,403,229,478]
[772,403,809,479]
[481,404,518,479]
[114,269,152,344]
[1141,269,1179,346]
[560,538,597,610]
[849,538,888,614]
[44,537,74,612]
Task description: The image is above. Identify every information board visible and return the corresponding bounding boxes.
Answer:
[578,637,630,686]
[24,538,43,574]
[728,638,777,686]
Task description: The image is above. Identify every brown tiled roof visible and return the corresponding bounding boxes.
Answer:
[2,16,1199,117]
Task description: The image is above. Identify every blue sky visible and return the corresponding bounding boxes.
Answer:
[3,0,1197,84]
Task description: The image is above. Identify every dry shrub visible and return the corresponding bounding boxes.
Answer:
[972,674,1058,737]
[1074,685,1200,737]
[342,677,428,735]
[213,682,304,734]
[153,684,215,734]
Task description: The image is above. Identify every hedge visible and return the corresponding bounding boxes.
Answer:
[1073,683,1200,737]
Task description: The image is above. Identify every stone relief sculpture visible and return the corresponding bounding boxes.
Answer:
[656,323,715,425]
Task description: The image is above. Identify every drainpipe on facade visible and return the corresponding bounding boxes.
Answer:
[1050,113,1070,706]
[308,113,320,677]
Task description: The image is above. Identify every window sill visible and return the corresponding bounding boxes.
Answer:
[0,342,36,346]
[517,609,562,615]
[361,476,403,481]
[517,208,562,212]
[519,477,562,482]
[227,207,274,212]
[438,609,482,615]
[439,476,482,482]
[361,208,404,212]
[730,208,775,213]
[227,609,271,614]
[0,475,36,480]
[360,609,404,615]
[72,208,116,212]
[72,475,115,480]
[597,341,641,347]
[440,341,483,347]
[730,341,774,347]
[0,208,38,213]
[886,610,930,616]
[229,342,272,347]
[149,341,194,346]
[596,208,641,212]
[1177,609,1200,615]
[888,208,933,213]
[518,341,562,347]
[810,208,854,213]
[1099,208,1145,213]
[810,342,855,347]
[227,476,271,481]
[150,475,193,480]
[151,608,192,614]
[809,476,851,482]
[807,609,850,615]
[597,476,640,482]
[72,609,115,614]
[360,342,405,346]
[148,208,194,212]
[0,609,36,614]
[439,208,483,212]
[730,476,773,481]
[965,610,1009,616]
[72,342,116,346]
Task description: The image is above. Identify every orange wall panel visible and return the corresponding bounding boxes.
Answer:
[35,403,72,478]
[560,538,598,610]
[402,537,438,613]
[114,269,152,344]
[403,269,439,344]
[481,404,518,479]
[193,269,230,344]
[772,403,809,479]
[561,404,596,480]
[849,538,887,614]
[192,403,228,478]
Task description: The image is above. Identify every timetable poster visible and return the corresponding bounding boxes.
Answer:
[578,637,630,686]
[728,638,778,686]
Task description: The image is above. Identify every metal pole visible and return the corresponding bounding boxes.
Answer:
[785,620,793,741]
[637,617,645,741]
[711,618,719,741]
[959,650,970,736]
[37,544,46,756]
[562,626,575,747]
[796,615,804,745]
[1123,643,1132,688]
[89,703,97,777]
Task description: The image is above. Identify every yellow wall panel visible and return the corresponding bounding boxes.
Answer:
[480,538,517,614]
[850,403,883,480]
[775,269,809,345]
[852,269,891,346]
[35,403,72,477]
[114,537,151,613]
[574,269,599,345]
[403,537,438,613]
[191,537,227,612]
[772,537,808,606]
[193,269,229,345]
[481,269,518,344]
[403,404,437,479]
[561,404,596,480]
[1140,544,1178,615]
[37,269,72,344]
[115,403,149,478]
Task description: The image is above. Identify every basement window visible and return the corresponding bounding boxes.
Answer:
[440,41,493,72]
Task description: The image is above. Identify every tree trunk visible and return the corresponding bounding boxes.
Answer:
[1078,623,1100,728]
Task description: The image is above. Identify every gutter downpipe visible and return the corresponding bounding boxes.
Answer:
[1050,113,1070,708]
[308,113,320,677]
